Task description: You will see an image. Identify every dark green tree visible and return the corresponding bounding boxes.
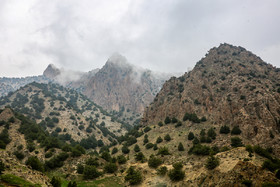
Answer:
[156,136,163,143]
[164,134,171,141]
[83,165,101,179]
[148,155,162,168]
[104,163,118,173]
[67,181,77,187]
[231,126,242,135]
[134,144,140,152]
[178,142,184,151]
[125,167,142,185]
[168,162,185,181]
[134,152,146,162]
[50,176,61,187]
[25,156,44,172]
[122,145,130,154]
[220,125,230,134]
[77,164,84,174]
[205,155,220,170]
[188,132,194,140]
[164,117,171,124]
[231,137,243,147]
[111,147,118,155]
[207,128,216,140]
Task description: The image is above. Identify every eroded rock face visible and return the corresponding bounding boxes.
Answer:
[43,64,61,79]
[143,43,280,154]
[82,54,171,114]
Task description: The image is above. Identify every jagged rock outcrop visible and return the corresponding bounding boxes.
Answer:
[43,64,61,79]
[143,43,280,154]
[82,53,171,114]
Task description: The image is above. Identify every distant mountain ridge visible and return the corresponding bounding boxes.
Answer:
[0,75,50,97]
[1,54,174,125]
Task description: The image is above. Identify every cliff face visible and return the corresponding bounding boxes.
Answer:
[43,64,61,79]
[143,43,280,152]
[82,54,170,114]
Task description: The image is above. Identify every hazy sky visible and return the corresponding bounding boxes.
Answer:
[0,0,279,77]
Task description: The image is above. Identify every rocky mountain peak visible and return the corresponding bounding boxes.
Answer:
[43,64,61,79]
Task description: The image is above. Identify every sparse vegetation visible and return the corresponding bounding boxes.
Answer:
[205,155,220,170]
[231,126,242,135]
[168,162,185,181]
[125,167,142,185]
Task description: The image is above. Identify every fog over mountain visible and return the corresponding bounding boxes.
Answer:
[0,0,279,77]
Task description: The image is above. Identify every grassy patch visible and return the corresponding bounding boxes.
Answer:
[0,174,40,187]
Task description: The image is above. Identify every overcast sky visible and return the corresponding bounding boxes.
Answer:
[0,0,279,77]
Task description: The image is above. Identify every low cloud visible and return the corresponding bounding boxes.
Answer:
[0,0,279,77]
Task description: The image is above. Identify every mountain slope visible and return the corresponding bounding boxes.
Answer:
[143,43,280,154]
[0,82,127,145]
[0,76,50,97]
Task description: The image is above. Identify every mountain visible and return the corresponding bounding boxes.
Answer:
[43,54,173,125]
[1,54,172,126]
[103,44,280,186]
[82,54,168,112]
[143,43,280,154]
[0,76,50,97]
[0,82,127,145]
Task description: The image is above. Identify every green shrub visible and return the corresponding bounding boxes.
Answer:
[183,112,200,123]
[117,155,127,164]
[192,137,200,144]
[111,147,118,155]
[188,132,194,140]
[168,162,185,181]
[189,144,210,155]
[164,117,171,124]
[25,156,44,172]
[178,142,184,151]
[122,145,130,154]
[205,155,220,170]
[83,165,101,179]
[156,136,163,143]
[77,164,84,174]
[231,126,242,135]
[253,145,272,159]
[157,147,170,156]
[144,126,151,133]
[157,166,168,176]
[104,163,118,173]
[125,167,142,185]
[135,152,146,162]
[164,134,171,141]
[67,181,77,187]
[86,157,99,167]
[171,117,178,123]
[134,144,140,152]
[175,121,182,128]
[262,159,280,172]
[231,137,243,147]
[158,122,163,127]
[220,125,230,134]
[50,176,61,187]
[207,128,216,140]
[145,143,154,149]
[153,144,158,151]
[148,155,162,168]
[13,151,24,160]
